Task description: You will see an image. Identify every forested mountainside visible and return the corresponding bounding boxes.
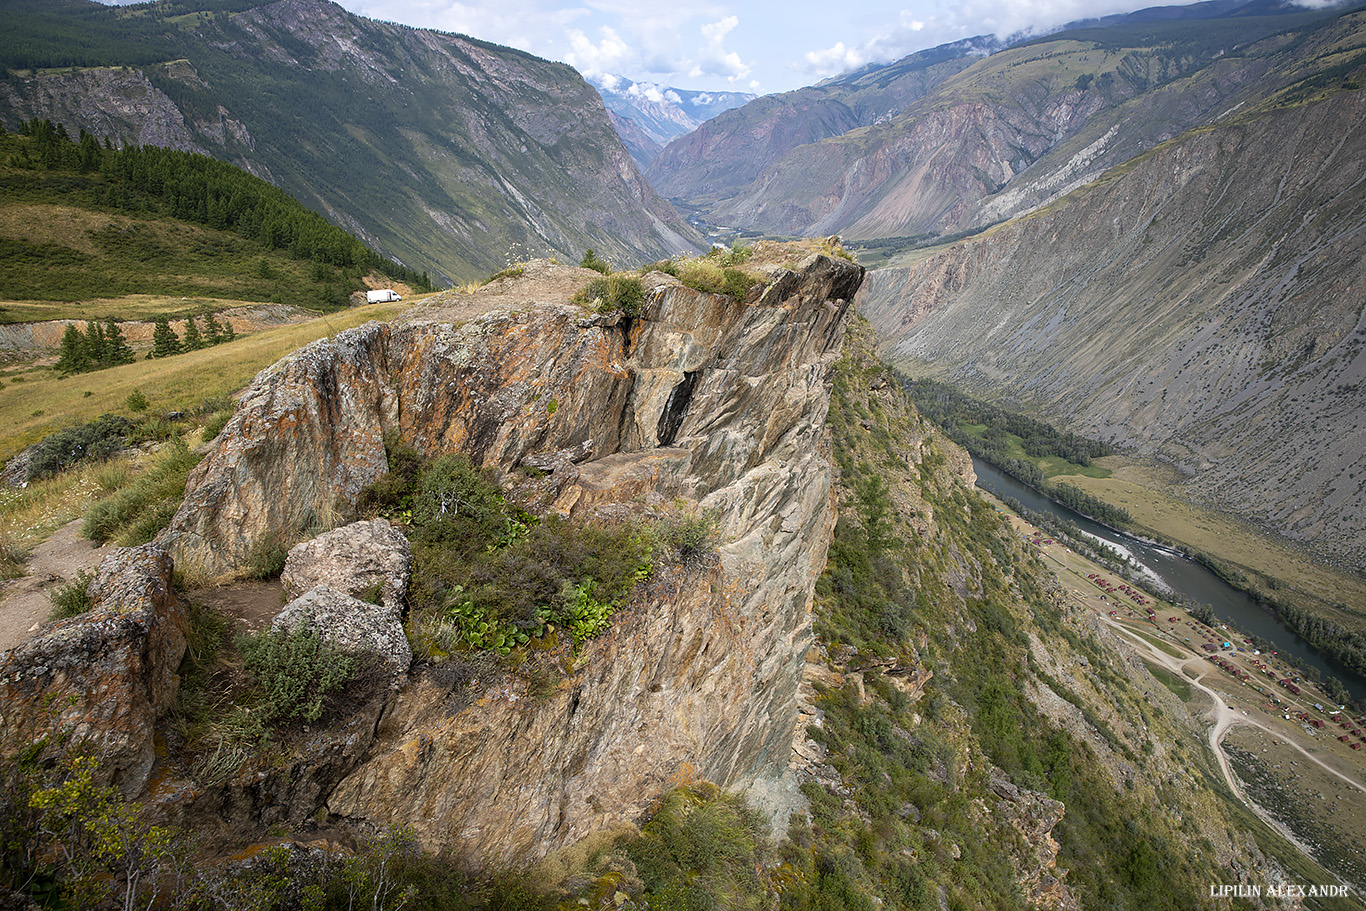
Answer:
[0,0,702,284]
[649,2,1355,242]
[860,11,1366,578]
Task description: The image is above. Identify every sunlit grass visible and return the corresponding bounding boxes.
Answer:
[0,300,408,463]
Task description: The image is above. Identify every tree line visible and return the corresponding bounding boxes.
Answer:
[900,375,1132,527]
[10,118,433,293]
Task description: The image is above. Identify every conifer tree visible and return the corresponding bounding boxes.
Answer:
[104,320,135,365]
[181,315,203,351]
[202,310,224,346]
[223,318,235,342]
[151,317,180,358]
[83,321,107,367]
[56,323,88,374]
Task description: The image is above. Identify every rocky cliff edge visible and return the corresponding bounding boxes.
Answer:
[160,246,863,864]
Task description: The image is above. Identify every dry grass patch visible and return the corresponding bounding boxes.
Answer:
[0,460,120,559]
[0,300,407,463]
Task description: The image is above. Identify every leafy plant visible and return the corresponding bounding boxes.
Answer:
[240,623,358,725]
[125,389,149,413]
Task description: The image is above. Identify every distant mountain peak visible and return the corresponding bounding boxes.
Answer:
[590,74,757,168]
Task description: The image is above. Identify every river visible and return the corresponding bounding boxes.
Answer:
[970,457,1366,702]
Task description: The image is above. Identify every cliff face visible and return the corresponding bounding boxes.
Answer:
[162,248,863,862]
[861,87,1366,570]
[0,0,702,282]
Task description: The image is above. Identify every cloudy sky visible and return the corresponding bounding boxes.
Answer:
[340,0,1204,94]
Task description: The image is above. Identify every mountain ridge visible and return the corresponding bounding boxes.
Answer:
[0,0,703,283]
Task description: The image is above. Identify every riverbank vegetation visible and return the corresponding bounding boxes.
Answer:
[900,377,1132,528]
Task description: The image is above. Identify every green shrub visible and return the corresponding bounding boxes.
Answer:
[82,441,201,545]
[240,623,357,724]
[580,249,610,274]
[660,509,720,564]
[411,454,506,556]
[26,414,131,481]
[48,570,94,620]
[483,265,524,284]
[358,431,424,515]
[655,258,760,302]
[243,537,289,581]
[571,274,646,317]
[199,408,233,442]
[125,389,149,413]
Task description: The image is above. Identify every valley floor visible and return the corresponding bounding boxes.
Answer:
[981,489,1366,896]
[1049,454,1366,633]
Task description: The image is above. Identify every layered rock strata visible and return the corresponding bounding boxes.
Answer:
[163,249,863,863]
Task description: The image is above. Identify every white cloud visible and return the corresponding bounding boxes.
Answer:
[803,42,867,79]
[565,25,634,79]
[693,15,752,83]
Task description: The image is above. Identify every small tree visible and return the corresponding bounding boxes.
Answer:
[82,321,107,367]
[104,320,135,366]
[580,249,610,274]
[151,317,180,358]
[56,324,89,375]
[202,309,224,346]
[181,315,203,351]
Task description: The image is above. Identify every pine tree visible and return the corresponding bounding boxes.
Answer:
[104,320,135,365]
[223,318,235,342]
[151,317,180,358]
[202,310,224,346]
[56,324,89,374]
[181,315,203,351]
[83,321,107,367]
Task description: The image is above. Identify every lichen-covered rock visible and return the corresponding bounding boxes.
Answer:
[989,767,1077,911]
[0,544,187,796]
[161,245,863,865]
[273,585,411,678]
[281,519,411,611]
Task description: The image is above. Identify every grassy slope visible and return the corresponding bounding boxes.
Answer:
[774,318,1352,909]
[0,299,406,463]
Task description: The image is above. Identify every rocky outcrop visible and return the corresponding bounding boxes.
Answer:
[162,246,862,864]
[988,768,1077,911]
[272,585,412,679]
[0,544,187,796]
[281,519,412,612]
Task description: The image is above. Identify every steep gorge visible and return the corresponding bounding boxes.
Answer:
[861,85,1366,574]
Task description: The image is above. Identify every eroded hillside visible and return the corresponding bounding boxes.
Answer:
[862,82,1366,575]
[0,0,702,282]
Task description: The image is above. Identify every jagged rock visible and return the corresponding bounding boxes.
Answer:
[281,519,411,611]
[988,767,1077,911]
[272,585,411,679]
[159,247,860,864]
[0,544,187,796]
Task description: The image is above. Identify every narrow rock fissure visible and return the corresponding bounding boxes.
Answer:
[656,370,698,446]
[619,316,634,357]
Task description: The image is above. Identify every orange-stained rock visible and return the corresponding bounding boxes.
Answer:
[160,246,864,864]
[0,544,187,796]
